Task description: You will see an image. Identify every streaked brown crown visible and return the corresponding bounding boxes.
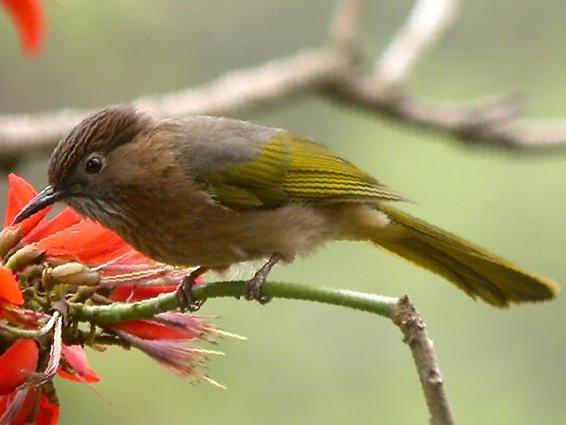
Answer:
[48,106,152,186]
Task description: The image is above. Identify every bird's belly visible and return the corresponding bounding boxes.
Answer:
[135,204,339,268]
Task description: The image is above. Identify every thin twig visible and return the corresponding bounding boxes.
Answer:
[392,296,456,425]
[375,0,458,91]
[330,0,366,55]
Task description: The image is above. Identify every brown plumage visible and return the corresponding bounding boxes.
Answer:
[13,106,559,307]
[49,108,152,187]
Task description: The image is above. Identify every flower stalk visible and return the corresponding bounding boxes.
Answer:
[71,280,399,324]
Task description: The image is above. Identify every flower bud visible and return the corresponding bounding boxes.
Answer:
[0,227,22,259]
[3,244,43,270]
[45,262,100,287]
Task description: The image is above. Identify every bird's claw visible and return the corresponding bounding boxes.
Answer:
[244,273,272,304]
[243,254,281,304]
[176,267,207,312]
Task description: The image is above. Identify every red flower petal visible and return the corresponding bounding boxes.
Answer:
[24,208,82,243]
[0,266,24,306]
[0,339,39,395]
[108,274,204,303]
[0,390,59,425]
[112,320,192,340]
[58,345,100,384]
[116,333,210,381]
[110,285,176,302]
[3,175,35,225]
[0,306,43,328]
[0,0,45,56]
[36,220,132,265]
[4,174,50,236]
[36,394,59,425]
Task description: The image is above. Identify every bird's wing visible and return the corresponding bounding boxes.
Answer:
[175,117,405,209]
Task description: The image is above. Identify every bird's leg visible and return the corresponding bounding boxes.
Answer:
[244,254,281,304]
[176,266,208,312]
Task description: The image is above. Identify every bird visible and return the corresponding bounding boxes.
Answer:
[13,106,559,308]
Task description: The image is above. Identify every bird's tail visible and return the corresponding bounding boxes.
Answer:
[371,204,559,307]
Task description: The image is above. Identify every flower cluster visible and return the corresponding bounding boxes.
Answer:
[0,175,232,424]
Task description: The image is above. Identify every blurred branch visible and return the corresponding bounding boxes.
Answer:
[72,280,456,425]
[1,0,565,173]
[0,49,347,169]
[330,0,366,55]
[375,0,457,91]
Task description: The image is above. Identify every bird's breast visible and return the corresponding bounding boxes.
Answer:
[120,201,344,268]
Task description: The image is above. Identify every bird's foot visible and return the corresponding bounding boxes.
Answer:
[176,267,208,312]
[244,254,281,304]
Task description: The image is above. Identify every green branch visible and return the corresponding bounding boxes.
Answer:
[70,280,399,324]
[68,280,454,424]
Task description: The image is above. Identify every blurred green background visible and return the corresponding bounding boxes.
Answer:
[1,1,565,424]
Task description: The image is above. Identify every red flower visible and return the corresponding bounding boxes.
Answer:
[0,174,227,424]
[111,313,210,341]
[58,346,100,384]
[0,266,24,306]
[0,339,39,395]
[0,389,59,425]
[23,208,81,244]
[36,220,140,265]
[4,175,50,237]
[0,339,53,425]
[0,0,45,56]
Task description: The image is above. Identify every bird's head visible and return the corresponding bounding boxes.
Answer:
[12,106,155,226]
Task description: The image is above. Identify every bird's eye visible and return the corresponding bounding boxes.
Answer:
[85,156,104,174]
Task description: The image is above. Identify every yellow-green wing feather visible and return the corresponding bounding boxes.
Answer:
[205,132,405,209]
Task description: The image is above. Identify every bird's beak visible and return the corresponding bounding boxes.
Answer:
[11,185,66,225]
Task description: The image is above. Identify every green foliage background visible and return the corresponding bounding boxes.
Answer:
[1,1,565,424]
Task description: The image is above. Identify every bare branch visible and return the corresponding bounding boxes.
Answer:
[392,296,456,425]
[134,50,345,117]
[0,49,347,169]
[375,0,458,91]
[471,120,566,149]
[324,77,524,141]
[1,0,566,171]
[330,0,366,55]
